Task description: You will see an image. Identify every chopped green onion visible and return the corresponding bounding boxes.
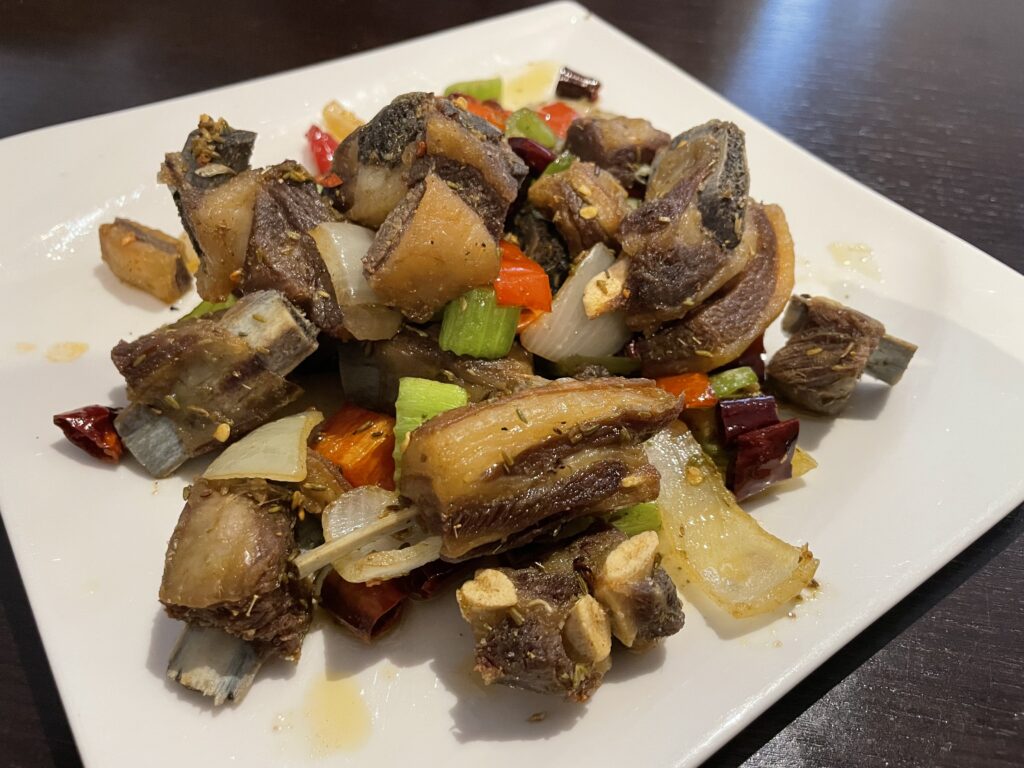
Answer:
[439,287,519,359]
[608,502,661,536]
[393,377,469,482]
[709,366,760,399]
[182,295,237,320]
[541,150,576,176]
[505,109,557,149]
[443,78,502,102]
[550,355,640,377]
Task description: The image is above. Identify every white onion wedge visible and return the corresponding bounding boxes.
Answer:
[309,222,378,306]
[203,410,323,482]
[520,243,631,361]
[645,421,818,617]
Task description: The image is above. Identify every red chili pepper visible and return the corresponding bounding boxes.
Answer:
[305,125,338,175]
[53,405,123,463]
[538,102,579,139]
[494,241,552,313]
[654,373,718,409]
[315,171,343,189]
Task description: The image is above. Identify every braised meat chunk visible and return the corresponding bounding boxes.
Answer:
[457,528,683,700]
[766,294,917,414]
[565,116,670,192]
[111,290,318,477]
[399,378,680,560]
[159,478,313,659]
[634,203,795,375]
[527,162,630,255]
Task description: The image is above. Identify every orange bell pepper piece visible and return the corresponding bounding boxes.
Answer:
[494,240,552,312]
[314,404,396,490]
[654,372,718,409]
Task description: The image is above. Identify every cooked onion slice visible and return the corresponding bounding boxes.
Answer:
[520,243,630,361]
[309,222,378,306]
[645,421,818,617]
[336,535,443,583]
[203,410,323,482]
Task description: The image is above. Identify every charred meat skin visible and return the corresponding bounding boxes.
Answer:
[458,528,683,700]
[527,161,630,255]
[647,120,749,249]
[399,378,680,560]
[766,295,916,415]
[158,116,257,301]
[338,326,542,412]
[633,203,795,375]
[159,479,312,659]
[332,92,527,230]
[565,116,670,192]
[615,121,752,333]
[241,163,346,338]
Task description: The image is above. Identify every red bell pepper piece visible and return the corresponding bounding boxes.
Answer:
[654,373,718,409]
[493,241,552,313]
[305,125,338,175]
[538,102,579,139]
[454,95,510,131]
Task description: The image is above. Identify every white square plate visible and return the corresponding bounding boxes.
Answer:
[1,3,1022,766]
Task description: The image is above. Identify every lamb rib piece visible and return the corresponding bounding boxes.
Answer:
[766,294,918,415]
[564,116,670,192]
[112,290,318,477]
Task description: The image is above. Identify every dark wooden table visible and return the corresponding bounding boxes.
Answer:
[2,1,1021,765]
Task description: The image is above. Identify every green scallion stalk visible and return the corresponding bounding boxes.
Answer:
[443,78,502,102]
[541,150,576,176]
[182,295,238,321]
[505,109,557,149]
[709,366,760,399]
[439,287,519,359]
[393,377,469,482]
[608,502,662,536]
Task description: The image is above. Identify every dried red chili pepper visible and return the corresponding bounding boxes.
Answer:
[53,405,123,463]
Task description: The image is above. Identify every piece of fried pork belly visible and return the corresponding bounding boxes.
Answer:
[399,378,680,560]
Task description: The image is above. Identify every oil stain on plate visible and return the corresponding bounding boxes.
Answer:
[45,341,88,362]
[828,241,881,281]
[274,677,371,758]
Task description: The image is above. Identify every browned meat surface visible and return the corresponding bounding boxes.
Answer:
[616,120,753,333]
[634,203,795,375]
[646,120,749,248]
[400,378,680,560]
[111,291,318,477]
[159,479,313,659]
[158,116,258,301]
[508,204,571,290]
[766,295,917,415]
[99,218,192,303]
[457,528,683,700]
[332,92,526,231]
[338,326,542,411]
[527,161,630,254]
[565,116,670,192]
[364,173,500,322]
[240,163,346,337]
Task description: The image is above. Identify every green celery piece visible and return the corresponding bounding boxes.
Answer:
[439,288,519,359]
[393,377,469,482]
[182,295,237,320]
[541,150,576,176]
[443,78,502,102]
[609,502,662,536]
[551,355,640,377]
[505,109,557,149]
[709,366,760,399]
